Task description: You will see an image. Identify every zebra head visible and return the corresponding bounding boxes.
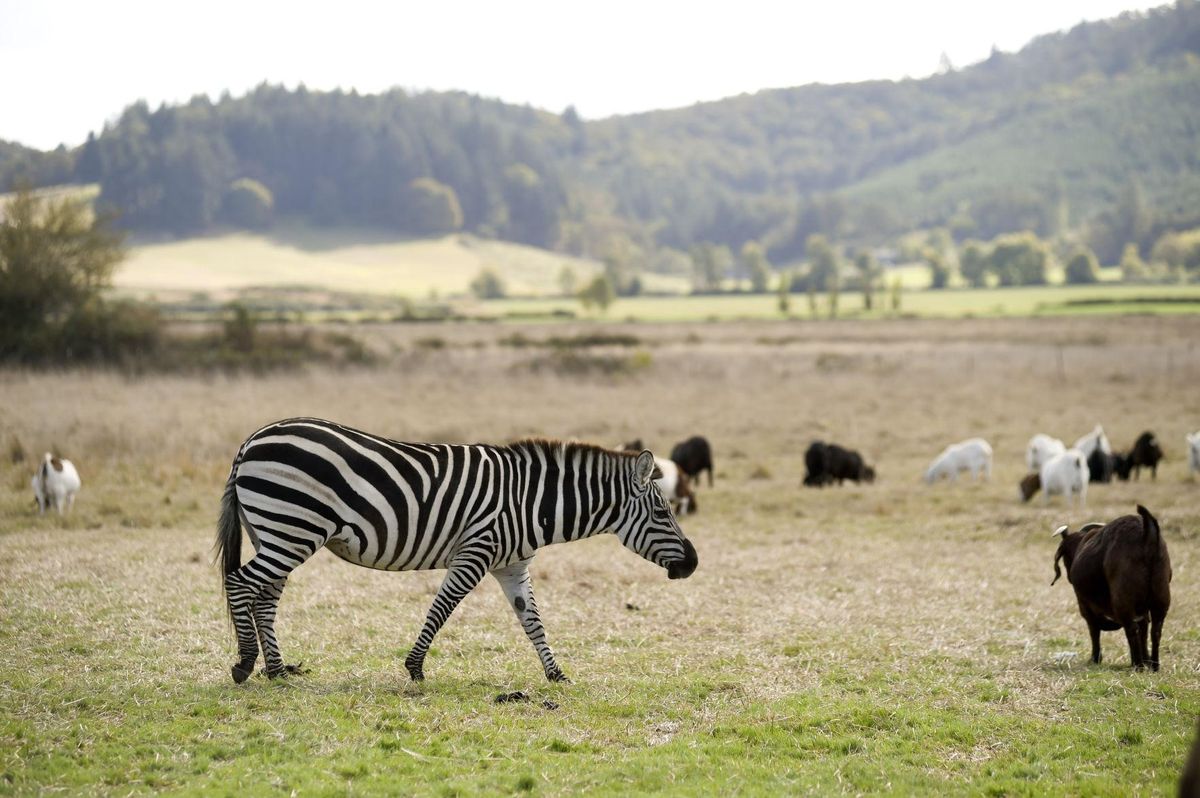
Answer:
[616,450,698,580]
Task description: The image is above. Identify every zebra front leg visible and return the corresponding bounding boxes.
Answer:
[492,560,568,682]
[253,579,308,679]
[404,550,490,681]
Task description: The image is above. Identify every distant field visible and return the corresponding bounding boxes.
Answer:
[492,283,1200,322]
[117,227,689,300]
[110,228,1199,323]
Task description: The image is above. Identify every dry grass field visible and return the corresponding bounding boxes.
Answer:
[116,228,689,302]
[2,315,1199,795]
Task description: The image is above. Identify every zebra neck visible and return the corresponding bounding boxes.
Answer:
[508,440,631,546]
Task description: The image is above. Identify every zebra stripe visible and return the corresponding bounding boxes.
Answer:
[215,417,698,683]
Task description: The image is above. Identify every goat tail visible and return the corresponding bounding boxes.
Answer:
[1137,504,1160,543]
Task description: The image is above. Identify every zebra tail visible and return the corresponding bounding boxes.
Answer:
[215,471,243,596]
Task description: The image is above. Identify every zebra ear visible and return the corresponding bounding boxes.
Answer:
[634,451,656,491]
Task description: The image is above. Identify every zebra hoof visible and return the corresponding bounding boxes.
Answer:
[231,663,254,683]
[265,662,309,679]
[546,669,570,683]
[407,666,425,682]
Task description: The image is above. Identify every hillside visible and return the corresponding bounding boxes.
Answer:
[3,2,1199,267]
[115,228,688,301]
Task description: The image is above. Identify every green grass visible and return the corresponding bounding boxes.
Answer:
[490,283,1200,322]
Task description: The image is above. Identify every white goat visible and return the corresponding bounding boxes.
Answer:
[1188,431,1200,477]
[1071,425,1112,460]
[1026,434,1066,471]
[1039,449,1089,507]
[654,457,695,515]
[925,438,993,484]
[31,453,81,515]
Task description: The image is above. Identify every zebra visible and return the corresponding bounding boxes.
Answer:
[215,417,698,683]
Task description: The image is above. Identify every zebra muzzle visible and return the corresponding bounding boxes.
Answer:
[667,538,698,580]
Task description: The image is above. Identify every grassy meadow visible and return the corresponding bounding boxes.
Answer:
[110,227,1200,325]
[116,228,690,302]
[2,316,1200,795]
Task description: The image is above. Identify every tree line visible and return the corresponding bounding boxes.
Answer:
[2,2,1200,276]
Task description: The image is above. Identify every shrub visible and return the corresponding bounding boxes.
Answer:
[1151,228,1200,273]
[470,268,506,299]
[1064,249,1100,284]
[223,178,274,229]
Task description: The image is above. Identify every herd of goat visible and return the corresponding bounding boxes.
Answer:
[27,427,1200,674]
[625,425,1194,675]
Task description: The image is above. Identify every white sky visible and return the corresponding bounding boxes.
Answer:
[0,0,1163,150]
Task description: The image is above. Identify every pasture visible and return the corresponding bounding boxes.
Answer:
[2,315,1199,795]
[116,228,687,301]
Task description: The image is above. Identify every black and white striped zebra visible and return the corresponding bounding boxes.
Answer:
[215,417,698,683]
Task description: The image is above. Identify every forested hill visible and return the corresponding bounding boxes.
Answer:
[4,1,1200,265]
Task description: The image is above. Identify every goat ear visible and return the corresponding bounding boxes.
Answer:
[633,451,656,490]
[1052,524,1069,538]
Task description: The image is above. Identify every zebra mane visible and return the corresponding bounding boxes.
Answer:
[506,438,640,465]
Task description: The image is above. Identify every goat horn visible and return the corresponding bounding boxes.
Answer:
[1052,524,1069,537]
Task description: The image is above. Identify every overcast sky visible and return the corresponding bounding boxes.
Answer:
[0,0,1163,150]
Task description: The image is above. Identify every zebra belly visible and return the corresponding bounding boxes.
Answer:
[322,522,456,572]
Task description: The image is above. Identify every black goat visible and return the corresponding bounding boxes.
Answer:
[803,441,875,487]
[1125,431,1164,481]
[1052,505,1172,670]
[670,436,713,487]
[1087,448,1117,483]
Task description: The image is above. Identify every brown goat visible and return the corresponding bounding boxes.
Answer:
[1018,472,1041,502]
[1182,717,1200,798]
[1052,505,1172,670]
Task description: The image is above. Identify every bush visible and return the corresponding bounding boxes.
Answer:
[1151,228,1200,273]
[223,178,274,229]
[987,232,1049,286]
[0,186,127,363]
[405,178,464,235]
[1064,249,1100,284]
[470,268,506,299]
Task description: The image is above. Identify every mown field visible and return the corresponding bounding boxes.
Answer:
[2,315,1199,795]
[116,228,688,302]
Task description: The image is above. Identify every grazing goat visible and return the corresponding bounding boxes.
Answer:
[1039,449,1089,507]
[1087,447,1118,484]
[1071,425,1112,460]
[1052,505,1171,670]
[618,442,696,513]
[1018,472,1041,502]
[1189,431,1200,478]
[31,453,81,515]
[803,441,875,487]
[1182,718,1200,798]
[1026,434,1066,472]
[670,436,713,487]
[1124,431,1164,481]
[924,438,992,484]
[654,457,697,515]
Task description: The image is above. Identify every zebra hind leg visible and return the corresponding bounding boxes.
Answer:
[253,578,308,679]
[404,550,490,681]
[491,560,568,683]
[224,568,266,683]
